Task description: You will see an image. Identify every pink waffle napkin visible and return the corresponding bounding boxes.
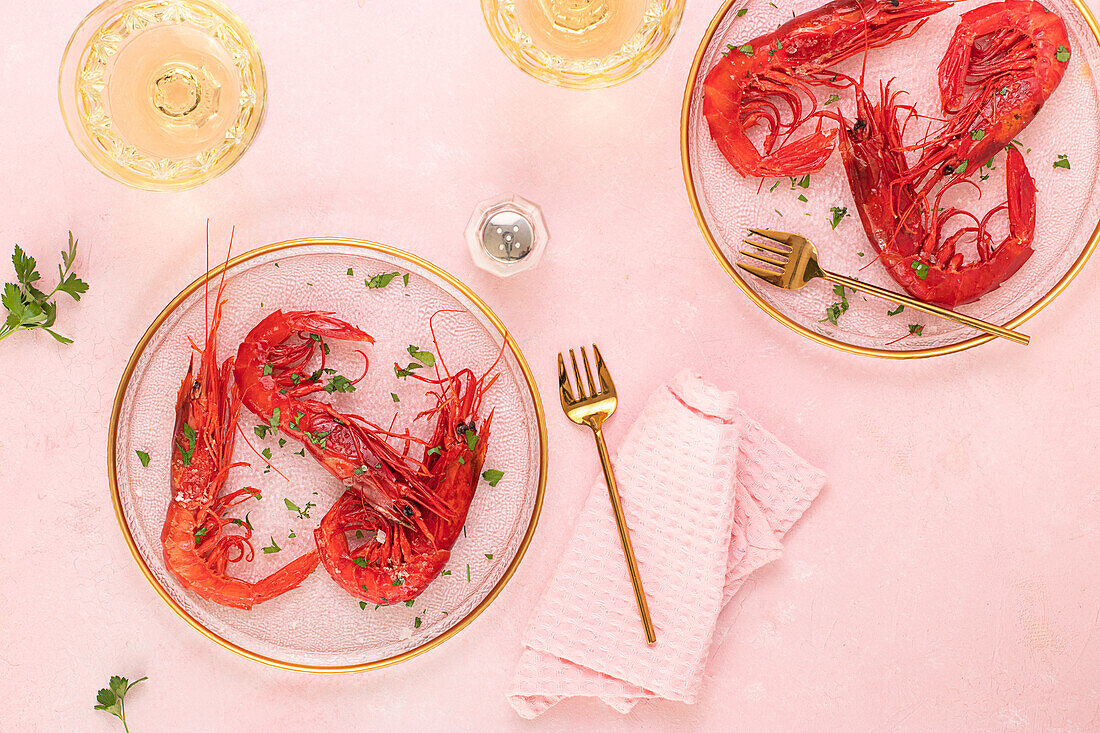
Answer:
[507,371,826,718]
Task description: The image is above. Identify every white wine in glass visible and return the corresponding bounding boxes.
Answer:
[483,0,685,89]
[515,0,647,60]
[59,0,265,191]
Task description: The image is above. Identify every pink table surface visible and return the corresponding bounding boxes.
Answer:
[2,1,1099,730]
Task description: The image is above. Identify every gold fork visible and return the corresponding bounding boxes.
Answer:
[738,228,1029,346]
[558,344,656,645]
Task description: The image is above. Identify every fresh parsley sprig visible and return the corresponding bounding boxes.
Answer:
[94,675,146,732]
[1,233,88,344]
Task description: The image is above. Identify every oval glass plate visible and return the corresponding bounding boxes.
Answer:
[682,0,1100,357]
[108,238,547,671]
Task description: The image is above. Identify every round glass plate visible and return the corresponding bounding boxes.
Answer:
[59,0,265,191]
[682,0,1100,357]
[108,239,548,671]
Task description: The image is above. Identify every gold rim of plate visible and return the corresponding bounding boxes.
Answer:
[680,0,1100,359]
[58,0,267,192]
[106,237,550,672]
[481,0,687,90]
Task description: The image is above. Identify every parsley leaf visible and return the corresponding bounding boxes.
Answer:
[136,450,151,467]
[352,557,368,568]
[738,44,753,56]
[94,674,147,729]
[970,129,985,141]
[390,392,400,402]
[824,93,840,105]
[322,374,356,394]
[911,261,930,280]
[1055,45,1070,62]
[736,7,747,16]
[482,469,504,487]
[262,537,281,553]
[829,206,848,229]
[908,324,924,336]
[176,423,197,466]
[1,232,87,345]
[887,304,904,316]
[406,345,436,367]
[820,284,850,326]
[1054,154,1070,170]
[284,498,315,519]
[465,430,479,451]
[366,272,400,289]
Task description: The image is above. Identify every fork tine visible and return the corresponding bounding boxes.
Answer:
[736,262,783,286]
[740,241,788,268]
[747,227,795,245]
[557,352,575,405]
[580,346,598,396]
[592,343,613,393]
[569,348,586,400]
[741,236,791,257]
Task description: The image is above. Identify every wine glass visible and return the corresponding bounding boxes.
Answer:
[59,0,266,191]
[481,0,686,89]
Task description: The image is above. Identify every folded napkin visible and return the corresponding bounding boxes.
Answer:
[507,371,826,718]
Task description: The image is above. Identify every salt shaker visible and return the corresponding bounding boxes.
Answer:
[465,193,549,277]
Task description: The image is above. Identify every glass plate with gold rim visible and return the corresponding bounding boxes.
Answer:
[483,0,686,89]
[108,239,547,671]
[682,0,1100,358]
[59,0,265,191]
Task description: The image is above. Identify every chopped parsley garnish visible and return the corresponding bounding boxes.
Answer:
[402,273,410,287]
[354,465,368,475]
[323,374,356,394]
[414,617,422,629]
[262,537,281,554]
[736,7,747,16]
[738,44,753,56]
[466,564,471,581]
[829,206,848,229]
[797,194,808,203]
[406,345,436,367]
[792,174,810,189]
[824,94,840,105]
[303,429,331,449]
[1054,154,1070,170]
[485,553,494,559]
[819,284,849,326]
[176,423,197,466]
[1055,45,1070,62]
[953,159,969,175]
[768,180,781,193]
[262,363,273,376]
[482,469,504,487]
[404,599,414,607]
[887,304,904,316]
[359,601,368,610]
[465,430,478,451]
[457,457,466,465]
[254,407,281,439]
[394,363,422,379]
[908,324,924,336]
[136,450,150,467]
[427,446,442,456]
[295,448,306,457]
[193,526,208,543]
[441,570,452,576]
[352,557,368,568]
[970,129,985,141]
[392,577,405,586]
[911,261,929,279]
[284,498,316,519]
[230,512,253,531]
[365,271,401,289]
[391,392,400,402]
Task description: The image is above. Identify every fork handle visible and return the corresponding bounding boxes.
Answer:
[822,271,1029,346]
[593,426,657,645]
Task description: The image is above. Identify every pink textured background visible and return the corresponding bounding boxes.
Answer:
[1,1,1098,730]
